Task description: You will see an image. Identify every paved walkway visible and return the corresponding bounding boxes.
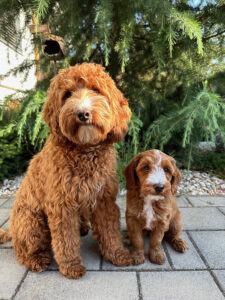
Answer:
[0,195,225,300]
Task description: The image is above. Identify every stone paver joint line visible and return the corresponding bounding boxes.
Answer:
[0,195,225,299]
[11,270,29,300]
[184,195,194,207]
[162,242,174,270]
[136,272,143,300]
[186,231,225,298]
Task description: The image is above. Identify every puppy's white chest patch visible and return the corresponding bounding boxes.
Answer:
[142,195,165,229]
[143,196,155,230]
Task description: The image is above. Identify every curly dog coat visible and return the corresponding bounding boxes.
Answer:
[0,63,132,278]
[124,150,188,266]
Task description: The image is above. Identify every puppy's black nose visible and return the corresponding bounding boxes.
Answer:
[77,110,90,122]
[154,184,164,193]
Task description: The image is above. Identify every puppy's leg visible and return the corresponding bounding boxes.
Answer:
[149,228,165,265]
[10,207,52,272]
[91,195,132,266]
[48,206,86,279]
[127,216,145,265]
[165,210,189,252]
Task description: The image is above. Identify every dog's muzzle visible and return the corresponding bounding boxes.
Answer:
[77,109,91,122]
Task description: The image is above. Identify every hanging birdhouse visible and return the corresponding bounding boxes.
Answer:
[42,34,67,61]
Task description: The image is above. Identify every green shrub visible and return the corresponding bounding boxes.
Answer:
[0,108,30,180]
[143,82,225,169]
[0,90,49,181]
[1,82,224,182]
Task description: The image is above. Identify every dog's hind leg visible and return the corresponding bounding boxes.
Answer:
[10,206,52,272]
[165,210,189,253]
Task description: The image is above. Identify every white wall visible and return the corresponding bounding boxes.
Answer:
[0,12,36,104]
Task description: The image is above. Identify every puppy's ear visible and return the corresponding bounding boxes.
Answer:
[123,154,142,189]
[170,159,182,195]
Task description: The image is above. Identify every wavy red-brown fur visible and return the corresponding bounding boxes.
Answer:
[1,63,132,279]
[124,150,188,266]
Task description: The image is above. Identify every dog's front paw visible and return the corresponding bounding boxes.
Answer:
[109,248,132,266]
[132,251,145,265]
[59,263,86,279]
[149,248,165,265]
[27,251,52,272]
[171,238,189,253]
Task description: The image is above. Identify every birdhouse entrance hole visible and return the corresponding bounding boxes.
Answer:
[43,40,60,55]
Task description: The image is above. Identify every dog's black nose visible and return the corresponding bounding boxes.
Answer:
[77,110,90,122]
[154,184,164,193]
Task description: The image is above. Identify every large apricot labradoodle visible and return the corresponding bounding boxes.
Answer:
[0,63,132,278]
[124,150,189,266]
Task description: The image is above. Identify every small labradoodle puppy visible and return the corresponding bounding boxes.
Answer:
[123,149,189,266]
[0,63,132,278]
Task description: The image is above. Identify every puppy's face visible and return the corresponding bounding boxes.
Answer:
[124,150,182,197]
[43,63,131,145]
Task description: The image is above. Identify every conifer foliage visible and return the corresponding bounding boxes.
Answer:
[0,0,224,179]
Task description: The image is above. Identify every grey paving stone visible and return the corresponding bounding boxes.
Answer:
[180,207,225,230]
[121,217,127,231]
[187,196,225,207]
[49,232,101,271]
[212,270,225,293]
[0,208,10,226]
[102,236,171,271]
[190,231,225,269]
[0,249,26,299]
[140,271,224,300]
[219,207,225,215]
[176,196,192,207]
[0,196,11,207]
[117,195,126,218]
[1,196,15,208]
[15,271,139,300]
[0,220,13,248]
[165,232,206,269]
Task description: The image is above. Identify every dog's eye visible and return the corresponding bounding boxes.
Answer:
[144,165,150,172]
[64,91,72,99]
[164,168,169,173]
[93,88,99,93]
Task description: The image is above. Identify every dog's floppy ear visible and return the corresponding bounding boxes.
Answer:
[42,76,67,144]
[170,159,182,195]
[123,154,142,189]
[108,96,131,143]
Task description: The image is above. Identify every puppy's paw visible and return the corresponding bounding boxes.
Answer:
[132,251,145,265]
[59,263,86,279]
[172,238,189,253]
[109,248,132,266]
[149,248,165,265]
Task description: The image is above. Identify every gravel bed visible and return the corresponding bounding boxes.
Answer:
[0,170,224,197]
[0,175,24,197]
[177,170,225,196]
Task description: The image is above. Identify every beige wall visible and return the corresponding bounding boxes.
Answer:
[0,13,36,104]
